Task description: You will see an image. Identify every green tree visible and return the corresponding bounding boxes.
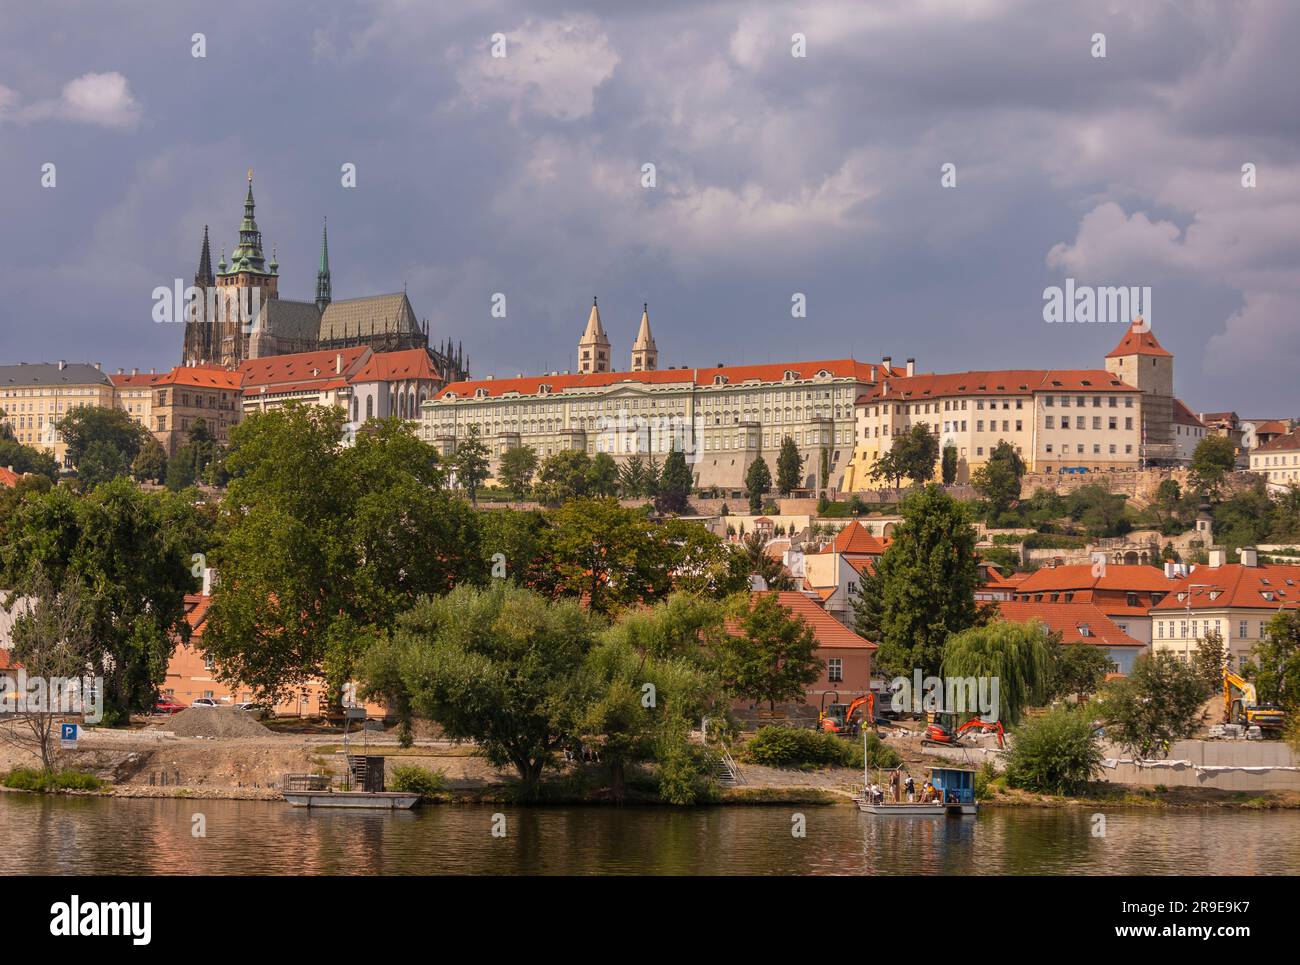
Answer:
[497,445,538,498]
[54,405,146,479]
[78,439,131,488]
[776,437,804,495]
[716,593,823,710]
[535,449,592,505]
[738,531,793,591]
[586,452,620,499]
[940,620,1053,727]
[656,445,692,514]
[941,443,958,485]
[896,423,941,487]
[1046,634,1113,703]
[971,440,1025,519]
[375,584,600,796]
[871,485,980,676]
[819,447,830,490]
[1189,435,1238,503]
[1193,629,1227,698]
[545,498,670,614]
[617,454,648,498]
[2,480,194,721]
[452,425,491,504]
[204,409,481,703]
[132,434,167,484]
[1243,611,1300,711]
[745,456,772,514]
[1005,705,1104,796]
[0,424,60,481]
[477,507,557,595]
[849,562,884,643]
[1098,652,1206,757]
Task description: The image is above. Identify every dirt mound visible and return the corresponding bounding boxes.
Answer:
[167,707,272,738]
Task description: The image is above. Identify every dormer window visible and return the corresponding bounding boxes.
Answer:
[783,370,797,382]
[1078,624,1091,637]
[714,375,729,386]
[474,388,488,399]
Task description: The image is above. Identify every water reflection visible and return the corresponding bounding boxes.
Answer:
[1,796,1298,875]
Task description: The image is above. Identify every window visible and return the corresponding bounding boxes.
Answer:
[828,658,843,683]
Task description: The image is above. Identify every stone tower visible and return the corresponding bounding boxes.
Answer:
[577,297,611,374]
[630,303,658,372]
[214,169,279,366]
[182,225,216,365]
[1105,318,1174,464]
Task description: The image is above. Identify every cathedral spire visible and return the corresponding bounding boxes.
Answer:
[577,296,611,374]
[195,225,214,287]
[316,217,332,312]
[630,301,658,372]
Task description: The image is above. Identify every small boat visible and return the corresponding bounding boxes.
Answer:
[855,740,979,817]
[282,790,420,809]
[855,799,947,816]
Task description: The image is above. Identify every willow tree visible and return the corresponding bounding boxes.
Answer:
[941,619,1053,727]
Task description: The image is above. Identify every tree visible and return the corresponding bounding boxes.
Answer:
[1193,629,1227,698]
[132,435,167,484]
[738,531,793,591]
[849,562,884,643]
[204,409,481,704]
[870,485,980,676]
[896,423,941,487]
[452,425,491,504]
[374,584,600,796]
[656,445,692,514]
[1098,652,1206,758]
[496,445,538,498]
[1189,435,1238,503]
[715,593,823,710]
[745,456,772,514]
[477,507,557,595]
[1243,611,1300,711]
[535,449,592,505]
[940,620,1053,726]
[54,405,146,479]
[972,440,1025,518]
[586,452,620,499]
[776,437,804,495]
[1004,705,1103,796]
[819,447,830,490]
[618,454,648,498]
[1046,635,1113,703]
[78,439,131,488]
[0,425,60,481]
[2,480,194,721]
[2,567,97,771]
[941,443,958,485]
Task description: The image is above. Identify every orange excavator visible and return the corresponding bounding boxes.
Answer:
[922,715,1005,749]
[820,693,876,736]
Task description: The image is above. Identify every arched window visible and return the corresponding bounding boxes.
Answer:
[366,395,374,420]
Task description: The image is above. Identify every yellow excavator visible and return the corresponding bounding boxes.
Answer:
[1223,669,1286,735]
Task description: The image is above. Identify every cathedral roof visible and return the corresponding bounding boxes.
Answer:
[319,293,421,343]
[250,299,323,342]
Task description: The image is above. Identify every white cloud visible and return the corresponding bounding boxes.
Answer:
[454,18,619,121]
[1,71,141,128]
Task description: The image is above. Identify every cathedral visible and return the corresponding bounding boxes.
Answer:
[181,171,468,381]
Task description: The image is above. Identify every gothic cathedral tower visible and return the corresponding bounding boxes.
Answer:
[214,170,279,367]
[181,225,216,366]
[630,303,658,371]
[577,297,611,374]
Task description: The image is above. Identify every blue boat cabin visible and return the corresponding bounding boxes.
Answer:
[930,767,977,805]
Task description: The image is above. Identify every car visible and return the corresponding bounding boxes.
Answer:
[155,699,187,715]
[234,701,274,719]
[191,698,222,708]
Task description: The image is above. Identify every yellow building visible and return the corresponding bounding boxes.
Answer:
[0,361,115,467]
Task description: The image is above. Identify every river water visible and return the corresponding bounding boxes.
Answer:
[2,795,1298,875]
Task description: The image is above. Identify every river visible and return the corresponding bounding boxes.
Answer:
[2,795,1298,875]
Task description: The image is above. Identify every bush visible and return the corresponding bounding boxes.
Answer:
[744,726,901,770]
[1004,706,1102,796]
[389,764,448,796]
[2,768,105,792]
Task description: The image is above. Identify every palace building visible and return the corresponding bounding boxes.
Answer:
[181,171,467,385]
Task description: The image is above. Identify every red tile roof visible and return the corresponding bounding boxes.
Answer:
[997,601,1145,647]
[183,592,212,641]
[821,520,890,556]
[855,368,1137,404]
[108,372,167,387]
[726,590,877,650]
[0,649,21,671]
[0,466,22,488]
[239,347,371,390]
[1152,563,1300,612]
[1173,399,1205,428]
[348,348,443,383]
[1257,430,1300,453]
[1014,563,1176,594]
[1106,320,1172,359]
[158,366,244,391]
[438,359,903,400]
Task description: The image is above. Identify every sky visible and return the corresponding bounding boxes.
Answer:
[1,0,1297,414]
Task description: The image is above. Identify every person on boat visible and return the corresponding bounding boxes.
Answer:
[904,775,915,803]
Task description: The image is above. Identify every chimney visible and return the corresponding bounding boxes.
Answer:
[882,356,892,371]
[132,368,139,376]
[1208,548,1226,568]
[870,365,877,382]
[906,358,915,377]
[201,567,216,596]
[58,360,67,370]
[93,362,102,370]
[116,368,124,375]
[336,353,343,375]
[1240,546,1258,567]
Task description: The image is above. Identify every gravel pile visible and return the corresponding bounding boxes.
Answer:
[168,707,272,738]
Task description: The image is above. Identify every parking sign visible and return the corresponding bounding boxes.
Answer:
[60,723,79,749]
